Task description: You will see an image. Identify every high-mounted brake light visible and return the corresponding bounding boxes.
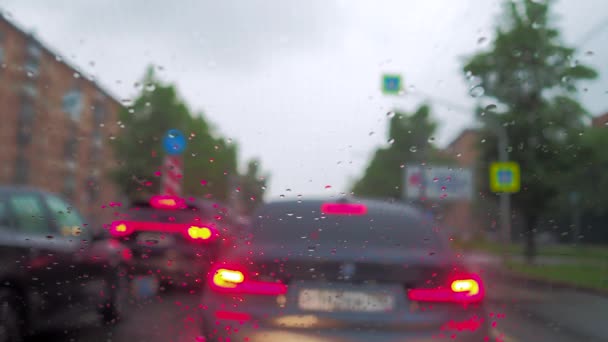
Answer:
[321,203,367,215]
[209,266,287,295]
[408,275,484,304]
[150,195,186,209]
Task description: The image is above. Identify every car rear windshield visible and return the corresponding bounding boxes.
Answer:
[123,202,204,224]
[250,203,441,249]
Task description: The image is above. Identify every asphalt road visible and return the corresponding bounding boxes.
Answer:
[26,282,607,342]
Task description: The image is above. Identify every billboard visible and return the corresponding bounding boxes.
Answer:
[404,166,473,200]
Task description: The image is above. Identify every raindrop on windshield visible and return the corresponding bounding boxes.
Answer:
[386,111,395,118]
[469,85,485,97]
[409,146,417,153]
[388,138,395,145]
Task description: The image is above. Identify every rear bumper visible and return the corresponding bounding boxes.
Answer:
[202,321,489,342]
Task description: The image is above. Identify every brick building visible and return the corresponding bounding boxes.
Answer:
[440,129,483,239]
[592,112,608,127]
[0,16,122,223]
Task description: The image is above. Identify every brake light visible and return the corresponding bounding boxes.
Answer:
[110,221,133,237]
[209,266,287,295]
[150,195,185,209]
[187,226,213,240]
[321,203,367,215]
[408,275,484,304]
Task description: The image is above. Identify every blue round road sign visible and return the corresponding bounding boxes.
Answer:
[163,129,187,155]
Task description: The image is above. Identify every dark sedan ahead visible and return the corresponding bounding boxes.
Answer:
[201,198,488,342]
[0,186,131,341]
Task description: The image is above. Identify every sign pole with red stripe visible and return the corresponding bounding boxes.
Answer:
[161,129,187,197]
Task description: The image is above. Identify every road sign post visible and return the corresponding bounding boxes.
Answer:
[161,129,187,197]
[490,160,520,262]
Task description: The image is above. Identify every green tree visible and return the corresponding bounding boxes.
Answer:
[352,105,446,199]
[237,159,268,215]
[463,0,597,261]
[111,67,238,202]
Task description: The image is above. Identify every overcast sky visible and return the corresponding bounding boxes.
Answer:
[2,0,607,199]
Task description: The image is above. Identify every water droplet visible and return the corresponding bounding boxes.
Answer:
[485,104,497,112]
[73,72,80,79]
[145,83,156,92]
[469,86,485,97]
[89,61,95,67]
[481,139,486,143]
[409,146,417,153]
[433,177,439,183]
[477,37,487,44]
[399,164,405,169]
[368,131,375,136]
[456,153,462,158]
[26,71,33,78]
[324,185,332,189]
[386,111,395,118]
[561,76,570,83]
[121,98,133,106]
[55,55,63,62]
[388,138,395,145]
[585,50,594,56]
[427,137,435,143]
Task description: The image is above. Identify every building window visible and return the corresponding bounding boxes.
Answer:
[93,103,106,125]
[62,89,83,121]
[14,156,29,184]
[64,138,78,160]
[17,100,35,146]
[22,83,38,98]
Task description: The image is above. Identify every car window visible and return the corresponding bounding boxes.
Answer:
[251,203,439,249]
[45,194,88,238]
[8,193,49,234]
[0,198,15,228]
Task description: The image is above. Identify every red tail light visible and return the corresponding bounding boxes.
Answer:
[187,226,214,241]
[408,274,484,304]
[208,265,287,296]
[150,195,186,209]
[110,221,133,237]
[321,203,367,215]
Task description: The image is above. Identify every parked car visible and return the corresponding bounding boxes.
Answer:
[108,195,241,290]
[201,198,488,342]
[0,186,132,341]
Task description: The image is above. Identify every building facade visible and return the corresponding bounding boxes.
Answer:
[0,16,121,224]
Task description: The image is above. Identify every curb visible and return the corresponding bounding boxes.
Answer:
[485,268,608,298]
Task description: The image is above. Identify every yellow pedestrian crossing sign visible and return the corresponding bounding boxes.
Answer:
[490,162,520,193]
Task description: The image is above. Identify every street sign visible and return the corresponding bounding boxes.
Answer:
[163,129,187,155]
[490,162,520,193]
[382,74,402,95]
[405,166,473,200]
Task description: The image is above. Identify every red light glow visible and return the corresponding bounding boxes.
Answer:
[408,275,484,304]
[208,265,287,296]
[215,311,251,321]
[321,203,367,215]
[149,195,186,209]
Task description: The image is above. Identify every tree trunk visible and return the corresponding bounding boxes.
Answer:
[524,213,537,264]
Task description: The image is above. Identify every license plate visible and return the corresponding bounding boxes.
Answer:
[136,232,175,247]
[298,289,395,312]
